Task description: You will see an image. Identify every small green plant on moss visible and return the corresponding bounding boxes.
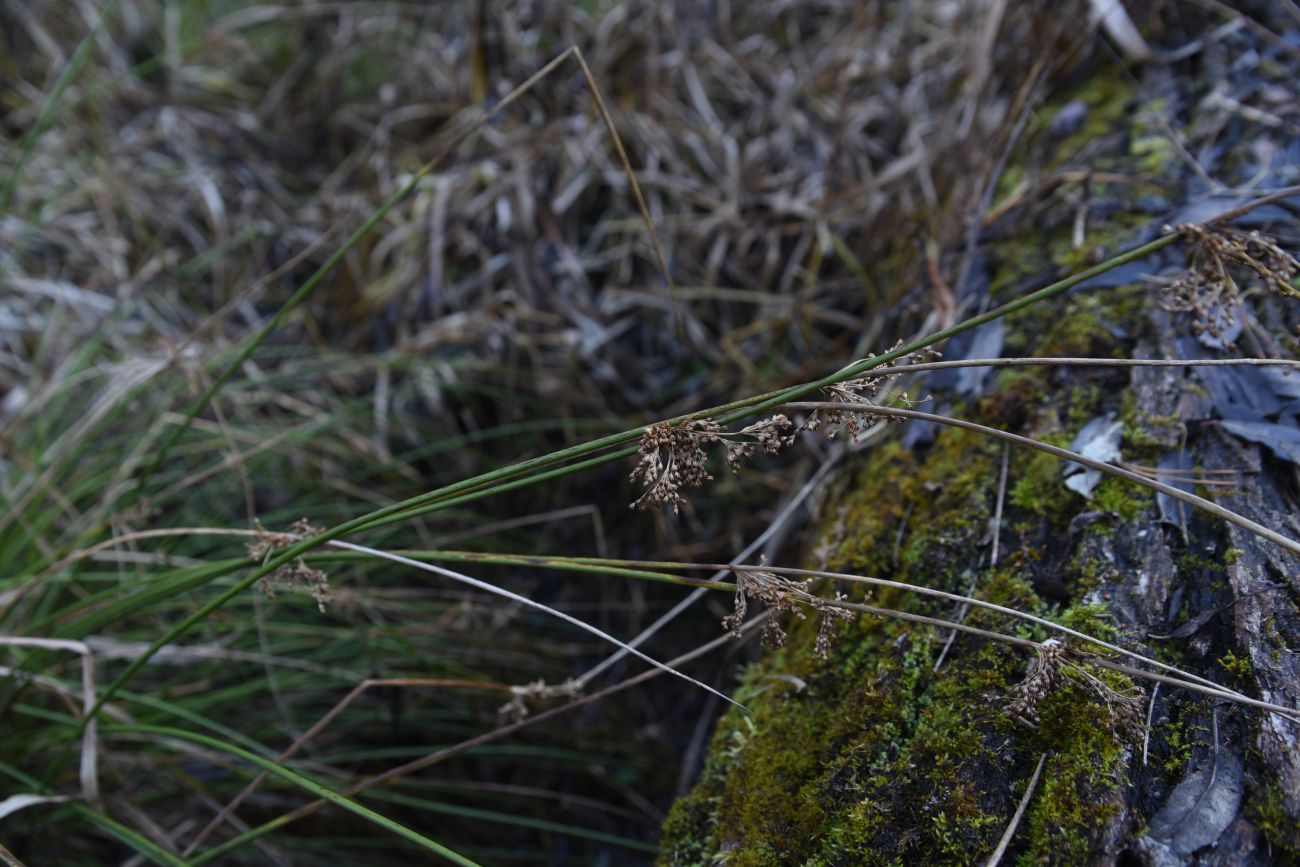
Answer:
[1217,650,1255,684]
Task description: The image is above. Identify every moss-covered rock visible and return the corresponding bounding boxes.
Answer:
[662,32,1300,866]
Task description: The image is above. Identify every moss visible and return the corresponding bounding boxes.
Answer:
[1156,716,1192,775]
[1129,135,1178,176]
[1118,389,1184,451]
[1247,780,1300,857]
[1010,447,1070,520]
[1045,69,1136,172]
[1216,650,1255,685]
[1018,684,1128,863]
[1089,476,1152,521]
[661,399,1143,865]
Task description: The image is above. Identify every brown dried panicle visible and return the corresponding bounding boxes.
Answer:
[498,678,582,723]
[722,414,794,473]
[803,342,942,439]
[723,566,807,648]
[629,415,793,513]
[1063,653,1148,739]
[812,593,856,660]
[248,519,332,612]
[1006,638,1067,724]
[723,565,856,657]
[1163,223,1300,343]
[1006,638,1146,739]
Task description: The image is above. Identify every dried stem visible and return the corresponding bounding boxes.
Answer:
[784,402,1300,558]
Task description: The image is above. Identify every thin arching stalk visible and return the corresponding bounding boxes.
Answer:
[784,402,1300,558]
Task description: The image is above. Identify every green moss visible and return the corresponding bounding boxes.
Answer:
[1010,448,1069,519]
[1247,780,1300,856]
[1018,684,1128,863]
[1046,70,1135,172]
[662,409,1142,865]
[1119,389,1184,451]
[1089,476,1152,521]
[1216,650,1255,684]
[1129,135,1177,176]
[1159,718,1190,774]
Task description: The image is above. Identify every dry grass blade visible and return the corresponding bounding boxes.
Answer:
[0,637,99,804]
[324,540,745,711]
[986,752,1048,866]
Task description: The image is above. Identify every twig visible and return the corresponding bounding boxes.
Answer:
[986,752,1048,866]
[1143,683,1159,766]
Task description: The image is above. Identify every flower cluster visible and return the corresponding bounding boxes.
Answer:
[629,415,793,513]
[722,566,808,648]
[812,592,856,660]
[247,519,332,613]
[1006,638,1145,738]
[1163,223,1300,343]
[723,415,795,472]
[1005,638,1067,724]
[803,342,942,439]
[723,565,856,657]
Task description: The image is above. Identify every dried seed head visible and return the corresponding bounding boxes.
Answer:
[1006,639,1147,739]
[1162,224,1300,344]
[629,415,793,513]
[723,566,809,645]
[497,679,582,723]
[812,593,856,660]
[249,520,331,612]
[257,559,332,613]
[1006,638,1067,723]
[803,342,941,438]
